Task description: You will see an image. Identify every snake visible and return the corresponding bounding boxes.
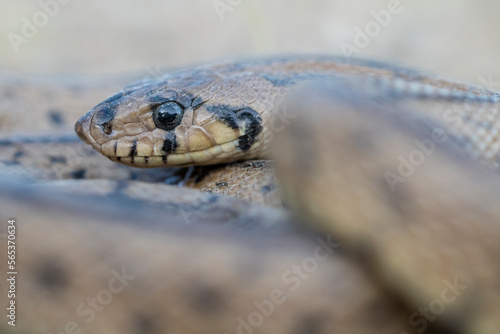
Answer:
[2,55,500,334]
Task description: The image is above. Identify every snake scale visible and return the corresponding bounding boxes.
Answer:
[2,56,500,334]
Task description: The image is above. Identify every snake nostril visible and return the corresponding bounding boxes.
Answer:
[100,122,113,135]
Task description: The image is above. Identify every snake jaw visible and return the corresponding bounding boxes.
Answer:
[75,104,246,167]
[75,107,265,168]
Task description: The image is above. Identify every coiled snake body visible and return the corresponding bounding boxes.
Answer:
[2,56,500,334]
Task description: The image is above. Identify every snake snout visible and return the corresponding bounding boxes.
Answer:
[74,112,92,145]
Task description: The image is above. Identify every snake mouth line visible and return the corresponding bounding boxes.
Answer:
[109,138,241,167]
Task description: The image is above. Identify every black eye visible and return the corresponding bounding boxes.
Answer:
[153,102,184,131]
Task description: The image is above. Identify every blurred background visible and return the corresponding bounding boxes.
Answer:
[1,0,500,87]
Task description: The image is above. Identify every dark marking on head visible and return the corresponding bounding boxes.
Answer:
[49,156,67,164]
[236,107,263,151]
[35,259,70,292]
[131,313,159,334]
[206,105,239,130]
[189,284,226,315]
[103,91,125,104]
[215,181,228,187]
[145,90,193,109]
[191,96,204,109]
[130,140,137,157]
[47,109,65,126]
[147,95,172,105]
[162,131,177,154]
[94,105,115,125]
[114,141,118,155]
[71,169,86,179]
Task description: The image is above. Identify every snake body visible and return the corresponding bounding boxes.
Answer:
[2,56,500,334]
[75,56,492,168]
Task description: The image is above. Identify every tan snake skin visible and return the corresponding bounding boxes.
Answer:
[2,56,500,334]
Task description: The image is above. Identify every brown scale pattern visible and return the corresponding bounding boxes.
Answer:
[5,56,500,333]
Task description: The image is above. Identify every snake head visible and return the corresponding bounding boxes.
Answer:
[75,67,270,167]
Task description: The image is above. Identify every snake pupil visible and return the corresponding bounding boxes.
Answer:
[153,102,184,131]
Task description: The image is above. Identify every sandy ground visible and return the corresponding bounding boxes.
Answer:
[1,0,500,87]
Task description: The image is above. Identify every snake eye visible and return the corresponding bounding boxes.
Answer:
[153,102,184,131]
